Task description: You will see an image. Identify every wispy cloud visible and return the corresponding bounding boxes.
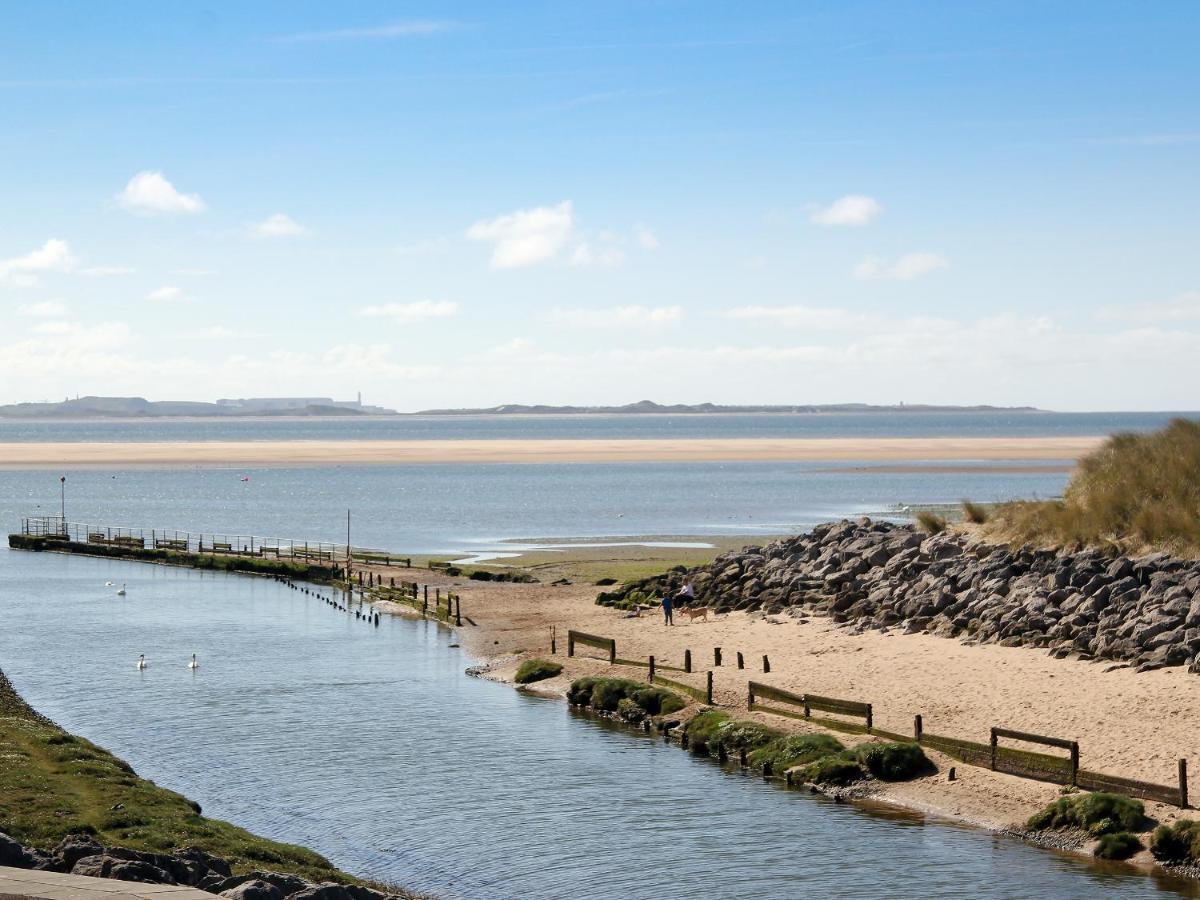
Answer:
[0,238,76,286]
[146,285,187,302]
[723,304,879,330]
[118,171,205,215]
[17,300,68,317]
[1098,290,1200,322]
[81,265,135,277]
[854,252,948,281]
[359,300,459,323]
[250,213,308,238]
[810,194,881,226]
[275,20,460,43]
[551,305,684,327]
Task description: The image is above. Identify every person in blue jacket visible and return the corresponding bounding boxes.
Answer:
[661,592,674,626]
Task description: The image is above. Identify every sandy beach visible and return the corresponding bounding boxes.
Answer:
[0,436,1102,468]
[367,564,1198,847]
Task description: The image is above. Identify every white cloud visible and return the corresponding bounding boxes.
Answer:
[466,201,574,269]
[810,195,882,226]
[723,304,879,330]
[17,300,68,317]
[634,225,659,250]
[551,305,684,327]
[81,265,135,277]
[1098,290,1200,323]
[251,213,308,238]
[276,20,458,42]
[570,242,625,267]
[117,171,206,215]
[0,239,76,286]
[146,285,186,302]
[854,252,948,281]
[359,300,459,323]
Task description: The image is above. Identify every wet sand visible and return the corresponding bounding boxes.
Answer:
[0,436,1101,468]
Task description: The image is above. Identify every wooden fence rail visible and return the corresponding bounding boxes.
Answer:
[748,682,873,732]
[567,630,616,664]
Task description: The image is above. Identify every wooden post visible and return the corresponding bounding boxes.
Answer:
[714,647,722,667]
[990,728,998,770]
[684,649,692,673]
[803,697,811,718]
[717,743,728,763]
[914,714,923,742]
[747,682,754,708]
[1180,759,1189,809]
[706,671,713,705]
[865,703,873,734]
[1069,741,1079,785]
[739,748,748,766]
[762,654,770,674]
[390,576,395,587]
[736,651,744,670]
[568,633,575,657]
[608,638,616,665]
[649,655,655,683]
[455,596,462,626]
[551,627,557,655]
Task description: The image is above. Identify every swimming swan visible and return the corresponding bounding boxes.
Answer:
[116,584,126,596]
[188,654,199,669]
[104,581,114,586]
[136,654,147,670]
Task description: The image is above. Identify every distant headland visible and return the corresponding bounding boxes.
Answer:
[0,397,1039,419]
[415,400,1041,416]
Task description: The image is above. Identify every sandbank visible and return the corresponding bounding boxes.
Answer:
[0,436,1102,468]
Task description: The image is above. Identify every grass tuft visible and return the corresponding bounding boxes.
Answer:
[514,659,563,684]
[1095,831,1143,860]
[749,733,845,772]
[847,742,931,780]
[1027,792,1145,837]
[916,511,948,534]
[961,499,990,524]
[1150,819,1200,863]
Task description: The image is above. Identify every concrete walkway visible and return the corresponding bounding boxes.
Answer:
[0,867,216,900]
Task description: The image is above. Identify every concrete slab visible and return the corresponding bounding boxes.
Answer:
[0,867,217,900]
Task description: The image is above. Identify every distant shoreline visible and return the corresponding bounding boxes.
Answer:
[0,436,1102,468]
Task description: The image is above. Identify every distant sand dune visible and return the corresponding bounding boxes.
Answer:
[0,437,1103,468]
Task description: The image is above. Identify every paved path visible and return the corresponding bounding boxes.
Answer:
[0,867,216,900]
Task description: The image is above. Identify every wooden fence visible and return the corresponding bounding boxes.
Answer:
[748,682,874,733]
[567,630,616,664]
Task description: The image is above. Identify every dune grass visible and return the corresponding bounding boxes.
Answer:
[989,418,1200,555]
[567,676,685,717]
[1150,819,1200,864]
[1027,792,1145,837]
[960,499,990,524]
[0,670,350,883]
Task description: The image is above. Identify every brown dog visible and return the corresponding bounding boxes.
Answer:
[679,605,709,624]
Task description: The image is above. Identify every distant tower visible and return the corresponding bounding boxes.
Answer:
[357,391,362,407]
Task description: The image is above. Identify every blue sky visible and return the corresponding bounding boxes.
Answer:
[1,1,1198,411]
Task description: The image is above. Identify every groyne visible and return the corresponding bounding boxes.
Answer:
[600,518,1200,673]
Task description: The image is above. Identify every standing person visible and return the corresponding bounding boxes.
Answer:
[661,592,674,626]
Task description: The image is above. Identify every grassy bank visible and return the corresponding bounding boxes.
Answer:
[986,418,1200,555]
[0,667,351,884]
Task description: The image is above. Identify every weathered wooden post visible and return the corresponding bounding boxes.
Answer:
[1069,741,1079,785]
[684,649,692,673]
[762,654,770,674]
[865,703,873,734]
[608,637,616,665]
[914,714,923,742]
[649,655,655,683]
[568,632,575,657]
[736,651,744,670]
[714,647,722,667]
[550,626,557,655]
[739,748,748,766]
[455,596,462,626]
[747,682,754,708]
[390,576,395,587]
[990,728,998,770]
[706,671,713,705]
[1180,759,1189,808]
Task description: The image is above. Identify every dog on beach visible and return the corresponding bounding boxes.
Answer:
[679,605,709,624]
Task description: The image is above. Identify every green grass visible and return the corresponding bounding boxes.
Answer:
[1150,819,1200,863]
[748,733,846,772]
[514,659,563,684]
[567,677,685,718]
[847,742,931,780]
[682,712,782,756]
[1027,792,1146,837]
[0,671,350,883]
[798,755,863,786]
[1095,831,1143,860]
[989,418,1200,555]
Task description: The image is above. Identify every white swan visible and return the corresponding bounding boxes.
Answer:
[116,584,126,596]
[104,581,114,587]
[136,654,147,670]
[188,653,199,669]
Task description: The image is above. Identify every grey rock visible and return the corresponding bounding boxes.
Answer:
[222,879,286,900]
